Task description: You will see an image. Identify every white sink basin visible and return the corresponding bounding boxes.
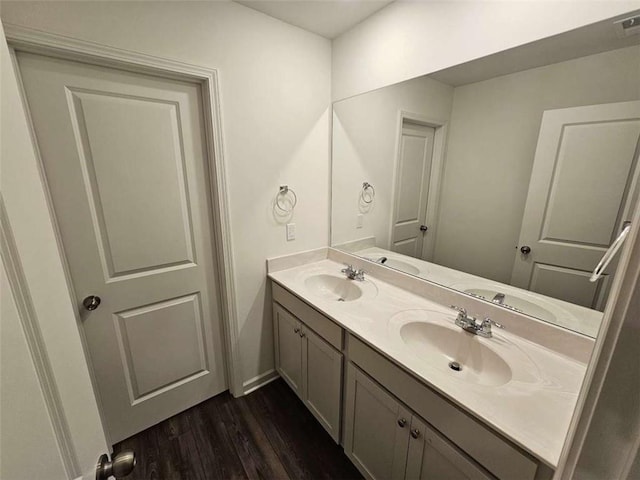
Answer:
[388,309,538,387]
[400,321,512,386]
[304,274,372,302]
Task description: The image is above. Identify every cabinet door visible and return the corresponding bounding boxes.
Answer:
[273,304,302,397]
[302,326,343,443]
[344,363,412,480]
[405,416,494,480]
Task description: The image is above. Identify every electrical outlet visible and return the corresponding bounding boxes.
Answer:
[356,214,364,229]
[286,223,296,241]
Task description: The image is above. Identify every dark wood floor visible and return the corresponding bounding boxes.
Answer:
[113,378,363,480]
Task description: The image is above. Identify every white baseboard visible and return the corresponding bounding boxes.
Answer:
[242,369,279,395]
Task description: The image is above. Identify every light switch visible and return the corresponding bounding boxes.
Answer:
[356,214,364,229]
[286,223,296,241]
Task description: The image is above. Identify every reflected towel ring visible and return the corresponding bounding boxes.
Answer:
[361,182,375,204]
[276,185,297,213]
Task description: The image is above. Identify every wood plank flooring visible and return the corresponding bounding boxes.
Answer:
[113,378,363,480]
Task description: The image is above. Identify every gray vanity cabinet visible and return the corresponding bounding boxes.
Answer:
[405,416,494,480]
[344,362,495,480]
[273,304,304,396]
[343,362,413,480]
[302,326,342,441]
[272,297,343,442]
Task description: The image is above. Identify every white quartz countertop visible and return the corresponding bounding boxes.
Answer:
[268,258,588,468]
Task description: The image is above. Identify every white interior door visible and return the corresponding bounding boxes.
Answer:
[511,101,640,310]
[391,121,435,258]
[16,52,228,443]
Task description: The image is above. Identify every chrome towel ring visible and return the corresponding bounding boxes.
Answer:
[276,185,297,213]
[361,182,375,204]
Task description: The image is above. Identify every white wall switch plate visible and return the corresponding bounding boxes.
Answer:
[356,214,364,229]
[286,223,296,241]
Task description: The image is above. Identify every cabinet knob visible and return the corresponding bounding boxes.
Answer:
[299,332,305,338]
[294,327,300,333]
[410,428,421,439]
[397,418,407,428]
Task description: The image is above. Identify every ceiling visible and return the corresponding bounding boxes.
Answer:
[234,0,394,39]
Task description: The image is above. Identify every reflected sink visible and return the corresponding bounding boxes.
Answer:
[400,321,512,386]
[463,288,557,323]
[382,259,421,275]
[304,274,365,302]
[365,256,421,275]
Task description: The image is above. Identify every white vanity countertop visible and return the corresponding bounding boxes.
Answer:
[269,258,587,469]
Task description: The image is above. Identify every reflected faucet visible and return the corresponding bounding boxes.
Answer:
[375,257,388,264]
[492,293,506,305]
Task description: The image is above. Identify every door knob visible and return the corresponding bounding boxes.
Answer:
[96,450,136,480]
[520,246,531,255]
[410,428,421,439]
[397,418,407,428]
[419,225,428,232]
[83,295,101,311]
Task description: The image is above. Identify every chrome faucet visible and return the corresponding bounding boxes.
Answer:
[492,293,506,305]
[450,305,503,338]
[341,264,365,281]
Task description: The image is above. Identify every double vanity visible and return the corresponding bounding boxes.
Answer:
[267,248,592,480]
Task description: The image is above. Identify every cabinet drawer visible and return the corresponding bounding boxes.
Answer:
[348,335,539,480]
[272,282,343,350]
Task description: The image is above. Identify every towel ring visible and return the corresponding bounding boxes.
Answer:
[361,182,375,204]
[276,185,297,213]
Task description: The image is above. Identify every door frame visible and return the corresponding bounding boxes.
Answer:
[388,110,448,262]
[4,22,243,430]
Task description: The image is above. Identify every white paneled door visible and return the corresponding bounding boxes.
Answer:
[16,52,228,442]
[391,121,435,258]
[511,101,640,310]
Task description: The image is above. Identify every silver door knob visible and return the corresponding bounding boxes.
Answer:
[520,246,531,255]
[96,450,136,480]
[83,295,101,311]
[419,225,428,232]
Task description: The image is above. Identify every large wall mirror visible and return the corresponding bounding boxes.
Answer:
[331,15,640,338]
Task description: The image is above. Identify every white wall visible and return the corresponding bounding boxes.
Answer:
[332,1,640,101]
[0,1,332,391]
[332,76,453,247]
[1,256,68,480]
[434,45,640,284]
[1,20,109,476]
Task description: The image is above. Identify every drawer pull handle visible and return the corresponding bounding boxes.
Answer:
[397,418,407,428]
[410,428,421,439]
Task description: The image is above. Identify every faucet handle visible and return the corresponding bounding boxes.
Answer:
[481,318,504,330]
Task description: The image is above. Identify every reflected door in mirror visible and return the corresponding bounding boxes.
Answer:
[512,101,640,310]
[392,121,435,258]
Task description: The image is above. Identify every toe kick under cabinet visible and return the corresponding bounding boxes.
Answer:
[270,282,552,480]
